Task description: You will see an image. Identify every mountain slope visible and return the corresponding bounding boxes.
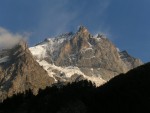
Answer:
[92,62,149,113]
[0,62,149,113]
[30,26,143,84]
[120,50,143,69]
[0,41,55,101]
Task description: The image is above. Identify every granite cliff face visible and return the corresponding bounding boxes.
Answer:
[120,50,143,69]
[0,41,54,101]
[30,26,143,84]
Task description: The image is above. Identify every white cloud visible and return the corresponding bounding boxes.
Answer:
[0,27,28,48]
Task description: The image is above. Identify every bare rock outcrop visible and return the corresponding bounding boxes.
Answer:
[0,41,54,101]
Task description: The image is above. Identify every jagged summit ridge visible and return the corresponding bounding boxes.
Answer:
[120,50,143,69]
[0,26,143,102]
[77,26,89,34]
[29,26,143,85]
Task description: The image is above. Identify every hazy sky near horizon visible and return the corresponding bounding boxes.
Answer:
[0,0,150,62]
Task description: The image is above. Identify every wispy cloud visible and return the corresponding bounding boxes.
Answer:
[0,27,28,48]
[89,0,112,36]
[36,0,77,36]
[34,0,111,38]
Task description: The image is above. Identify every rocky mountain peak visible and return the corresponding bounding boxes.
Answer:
[29,26,143,87]
[0,41,55,102]
[78,26,88,32]
[76,26,90,38]
[95,33,106,39]
[18,40,28,49]
[0,26,143,102]
[119,50,143,69]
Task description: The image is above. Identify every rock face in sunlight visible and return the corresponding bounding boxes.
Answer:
[0,26,143,102]
[29,26,143,85]
[0,41,54,101]
[120,50,143,69]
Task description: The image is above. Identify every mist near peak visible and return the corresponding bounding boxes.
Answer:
[0,27,28,49]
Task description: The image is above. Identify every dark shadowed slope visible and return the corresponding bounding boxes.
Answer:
[94,62,150,113]
[0,62,150,113]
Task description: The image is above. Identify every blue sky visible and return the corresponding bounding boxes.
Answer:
[0,0,150,62]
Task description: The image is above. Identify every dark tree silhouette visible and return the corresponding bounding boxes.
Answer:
[1,63,150,113]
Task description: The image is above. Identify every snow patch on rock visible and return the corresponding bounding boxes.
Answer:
[0,56,9,63]
[37,60,106,86]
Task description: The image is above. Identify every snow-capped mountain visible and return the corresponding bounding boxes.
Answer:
[0,26,143,102]
[29,26,143,86]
